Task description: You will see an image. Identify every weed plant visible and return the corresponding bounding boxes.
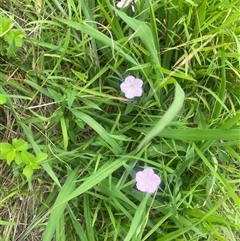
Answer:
[0,0,240,240]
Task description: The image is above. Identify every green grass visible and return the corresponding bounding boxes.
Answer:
[0,0,240,240]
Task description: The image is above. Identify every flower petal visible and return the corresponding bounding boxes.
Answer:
[142,169,154,178]
[117,0,132,8]
[132,88,142,97]
[134,78,143,87]
[136,181,147,192]
[120,82,130,92]
[124,75,136,84]
[136,171,145,182]
[151,175,161,186]
[124,89,136,99]
[145,183,158,193]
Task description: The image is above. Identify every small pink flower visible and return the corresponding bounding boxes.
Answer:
[136,169,161,193]
[120,75,143,99]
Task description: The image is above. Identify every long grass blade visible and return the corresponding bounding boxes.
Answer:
[137,83,185,150]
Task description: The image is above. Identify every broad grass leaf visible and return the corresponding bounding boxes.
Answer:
[185,208,240,230]
[156,226,194,241]
[115,9,160,65]
[41,162,61,187]
[194,145,240,210]
[157,129,240,141]
[70,109,123,154]
[0,220,16,226]
[55,157,127,206]
[98,179,137,209]
[124,194,149,241]
[138,83,185,150]
[42,167,79,241]
[67,206,88,241]
[56,18,137,65]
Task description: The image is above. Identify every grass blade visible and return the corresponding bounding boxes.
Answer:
[56,157,127,206]
[137,83,185,150]
[70,109,123,155]
[42,167,79,241]
[55,18,137,65]
[154,129,239,141]
[124,194,149,241]
[115,8,160,65]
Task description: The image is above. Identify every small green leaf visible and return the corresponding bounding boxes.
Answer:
[0,95,6,105]
[6,39,16,58]
[66,88,76,108]
[30,163,40,170]
[47,87,63,102]
[0,143,12,152]
[0,143,13,160]
[15,152,23,165]
[6,150,16,165]
[124,101,136,115]
[22,165,34,180]
[71,69,87,82]
[21,151,35,165]
[0,17,13,36]
[3,29,25,47]
[12,30,25,47]
[12,138,28,151]
[0,39,4,55]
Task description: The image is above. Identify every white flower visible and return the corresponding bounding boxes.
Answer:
[120,75,143,99]
[117,0,132,8]
[117,0,137,11]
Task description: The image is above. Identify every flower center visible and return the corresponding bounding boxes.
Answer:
[144,178,150,184]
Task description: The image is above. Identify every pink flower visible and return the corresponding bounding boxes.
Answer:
[120,75,143,99]
[136,169,161,193]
